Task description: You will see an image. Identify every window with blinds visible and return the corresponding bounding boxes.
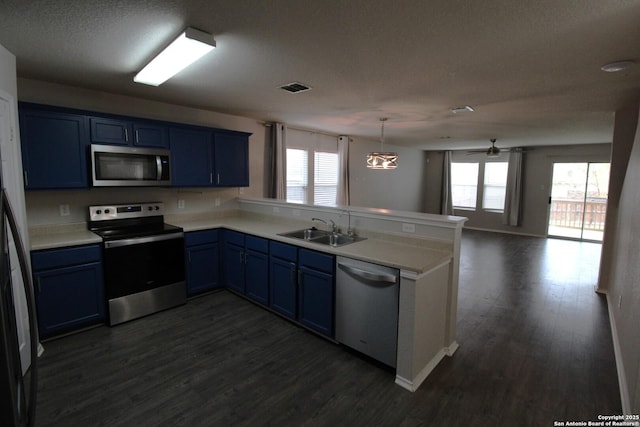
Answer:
[482,162,508,211]
[286,148,308,204]
[313,151,338,206]
[451,162,479,209]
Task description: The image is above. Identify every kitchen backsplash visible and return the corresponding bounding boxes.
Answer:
[25,187,240,226]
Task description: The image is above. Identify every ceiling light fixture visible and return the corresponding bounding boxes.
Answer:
[367,118,398,170]
[134,27,216,86]
[451,105,474,113]
[600,60,635,73]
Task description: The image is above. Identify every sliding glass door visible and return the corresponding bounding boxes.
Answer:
[548,162,610,241]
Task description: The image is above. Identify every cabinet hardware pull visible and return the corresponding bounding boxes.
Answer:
[124,128,129,142]
[217,173,220,184]
[135,130,139,143]
[210,173,213,184]
[23,171,28,187]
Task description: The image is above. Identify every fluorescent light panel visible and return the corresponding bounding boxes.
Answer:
[134,27,216,86]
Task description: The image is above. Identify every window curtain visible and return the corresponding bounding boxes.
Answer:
[336,135,350,206]
[503,148,524,226]
[441,151,454,215]
[268,122,287,199]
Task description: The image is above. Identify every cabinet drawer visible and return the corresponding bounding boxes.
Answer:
[32,245,102,271]
[270,241,297,261]
[299,249,334,274]
[223,230,244,246]
[185,229,219,246]
[246,235,268,253]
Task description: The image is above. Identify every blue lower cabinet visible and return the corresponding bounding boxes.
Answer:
[245,248,269,305]
[31,245,105,339]
[298,249,335,337]
[222,231,269,302]
[185,230,220,297]
[223,240,245,293]
[269,241,297,319]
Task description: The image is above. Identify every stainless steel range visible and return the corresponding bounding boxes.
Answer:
[88,202,185,326]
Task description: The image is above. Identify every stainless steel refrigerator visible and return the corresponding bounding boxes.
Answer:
[0,183,38,426]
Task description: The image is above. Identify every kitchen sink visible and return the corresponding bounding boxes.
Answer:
[278,228,365,247]
[279,228,330,240]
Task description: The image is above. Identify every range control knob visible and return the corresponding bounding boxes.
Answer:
[104,209,111,214]
[155,205,160,210]
[96,210,102,215]
[148,206,153,211]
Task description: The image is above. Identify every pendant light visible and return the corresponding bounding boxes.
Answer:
[366,118,398,170]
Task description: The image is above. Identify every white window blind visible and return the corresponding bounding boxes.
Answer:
[286,148,308,204]
[451,162,479,209]
[482,162,508,211]
[314,151,338,206]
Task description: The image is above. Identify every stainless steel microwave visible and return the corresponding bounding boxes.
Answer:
[90,144,171,187]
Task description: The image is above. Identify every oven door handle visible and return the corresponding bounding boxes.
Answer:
[104,232,184,248]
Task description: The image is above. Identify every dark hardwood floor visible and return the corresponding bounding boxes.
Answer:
[34,230,621,426]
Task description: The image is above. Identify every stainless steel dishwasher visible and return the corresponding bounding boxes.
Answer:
[336,256,400,368]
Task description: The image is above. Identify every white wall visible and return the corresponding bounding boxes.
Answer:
[606,101,640,414]
[348,136,425,212]
[17,78,265,226]
[423,144,612,236]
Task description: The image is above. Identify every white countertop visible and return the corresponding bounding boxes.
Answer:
[29,213,452,274]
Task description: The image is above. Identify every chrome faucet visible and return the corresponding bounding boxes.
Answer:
[312,217,337,233]
[342,210,354,236]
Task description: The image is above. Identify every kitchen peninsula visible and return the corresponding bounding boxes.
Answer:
[29,197,467,392]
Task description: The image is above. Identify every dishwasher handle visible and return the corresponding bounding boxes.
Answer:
[338,262,398,284]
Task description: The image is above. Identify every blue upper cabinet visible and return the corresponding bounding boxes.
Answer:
[170,126,214,187]
[19,106,89,189]
[18,102,249,190]
[213,132,249,187]
[90,117,169,148]
[170,126,250,188]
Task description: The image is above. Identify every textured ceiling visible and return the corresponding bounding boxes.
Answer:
[0,0,639,150]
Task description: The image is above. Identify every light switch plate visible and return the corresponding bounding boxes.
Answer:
[178,199,185,209]
[59,204,70,216]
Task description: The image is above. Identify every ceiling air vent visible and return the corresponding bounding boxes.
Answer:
[280,82,312,93]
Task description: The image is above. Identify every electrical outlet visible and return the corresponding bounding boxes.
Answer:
[238,187,245,195]
[402,223,416,233]
[178,199,185,209]
[215,197,220,207]
[59,204,70,216]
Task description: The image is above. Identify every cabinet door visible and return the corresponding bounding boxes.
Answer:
[213,132,249,187]
[90,117,130,145]
[223,242,245,293]
[298,265,334,337]
[20,109,89,189]
[245,249,269,305]
[35,262,105,338]
[170,127,213,186]
[133,122,169,148]
[185,243,220,296]
[270,255,297,319]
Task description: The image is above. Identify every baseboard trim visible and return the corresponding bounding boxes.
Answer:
[395,346,452,392]
[463,226,545,238]
[445,341,459,356]
[606,292,631,414]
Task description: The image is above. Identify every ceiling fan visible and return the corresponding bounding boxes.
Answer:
[466,139,504,157]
